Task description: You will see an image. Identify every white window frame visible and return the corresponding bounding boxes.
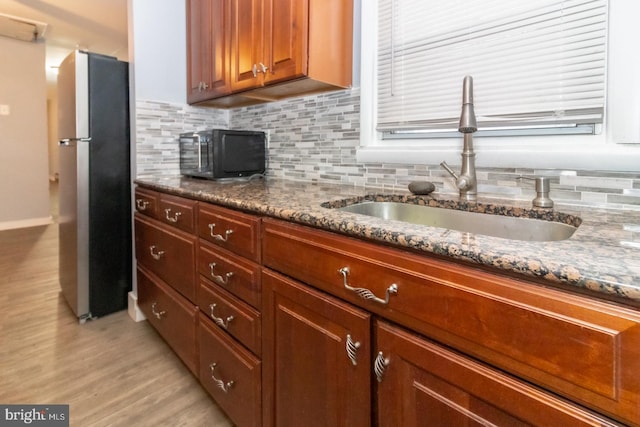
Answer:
[357,0,640,171]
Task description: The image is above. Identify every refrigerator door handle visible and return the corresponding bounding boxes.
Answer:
[59,137,92,146]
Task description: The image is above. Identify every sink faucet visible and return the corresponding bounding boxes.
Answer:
[441,75,478,202]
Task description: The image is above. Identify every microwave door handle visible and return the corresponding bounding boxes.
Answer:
[194,134,202,170]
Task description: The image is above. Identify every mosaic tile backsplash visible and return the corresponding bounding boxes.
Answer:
[135,90,640,210]
[135,100,229,177]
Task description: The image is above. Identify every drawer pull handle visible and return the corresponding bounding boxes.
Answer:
[209,363,234,393]
[164,208,182,223]
[135,199,149,210]
[346,334,361,366]
[209,303,234,329]
[374,351,390,383]
[151,302,166,320]
[208,223,233,242]
[208,262,234,285]
[339,267,398,305]
[149,245,165,260]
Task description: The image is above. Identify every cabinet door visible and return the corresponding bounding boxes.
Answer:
[199,312,262,427]
[230,0,263,91]
[137,266,199,376]
[262,269,371,427]
[375,321,620,427]
[134,214,197,302]
[187,0,230,103]
[262,0,308,85]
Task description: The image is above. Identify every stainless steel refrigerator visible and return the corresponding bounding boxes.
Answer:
[57,50,131,322]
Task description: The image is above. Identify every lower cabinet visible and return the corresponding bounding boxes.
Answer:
[137,266,199,376]
[262,267,619,427]
[375,321,620,427]
[134,189,636,426]
[199,312,262,427]
[262,269,371,427]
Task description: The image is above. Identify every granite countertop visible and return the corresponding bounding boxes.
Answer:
[135,175,640,307]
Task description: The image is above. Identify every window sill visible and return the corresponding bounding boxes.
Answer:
[355,145,640,172]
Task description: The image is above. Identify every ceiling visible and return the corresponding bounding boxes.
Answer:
[0,0,128,88]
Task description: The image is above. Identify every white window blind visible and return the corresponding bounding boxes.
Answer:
[376,0,608,133]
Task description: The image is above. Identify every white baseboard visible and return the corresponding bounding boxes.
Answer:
[0,216,53,231]
[128,291,146,322]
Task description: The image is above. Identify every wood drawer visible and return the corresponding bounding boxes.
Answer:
[135,214,197,302]
[134,187,159,219]
[198,276,262,356]
[198,203,261,262]
[199,312,261,427]
[137,266,199,376]
[198,240,261,309]
[158,193,197,233]
[262,218,640,426]
[376,320,621,427]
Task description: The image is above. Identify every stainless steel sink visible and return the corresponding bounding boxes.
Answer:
[335,202,578,242]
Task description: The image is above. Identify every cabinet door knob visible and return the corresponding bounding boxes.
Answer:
[164,208,182,223]
[135,199,149,210]
[209,303,234,329]
[151,302,166,320]
[338,267,398,305]
[374,351,390,383]
[251,62,269,77]
[149,245,165,260]
[209,363,234,393]
[208,223,234,242]
[346,334,361,366]
[208,262,234,285]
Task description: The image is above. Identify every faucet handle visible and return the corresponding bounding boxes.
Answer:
[517,176,554,208]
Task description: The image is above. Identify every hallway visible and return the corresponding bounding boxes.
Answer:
[0,183,232,426]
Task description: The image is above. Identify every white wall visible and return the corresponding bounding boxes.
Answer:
[0,37,51,229]
[129,0,186,103]
[127,0,188,320]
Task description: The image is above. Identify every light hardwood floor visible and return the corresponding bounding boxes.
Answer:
[0,184,233,427]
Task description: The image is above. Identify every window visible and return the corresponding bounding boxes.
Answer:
[358,0,640,171]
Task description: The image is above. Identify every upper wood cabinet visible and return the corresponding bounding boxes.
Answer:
[188,0,353,107]
[230,0,263,93]
[187,0,230,104]
[230,0,308,90]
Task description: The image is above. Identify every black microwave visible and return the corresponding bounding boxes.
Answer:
[179,129,266,180]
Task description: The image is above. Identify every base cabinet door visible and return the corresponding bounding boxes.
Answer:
[262,269,371,427]
[137,266,199,375]
[375,321,621,427]
[199,312,262,427]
